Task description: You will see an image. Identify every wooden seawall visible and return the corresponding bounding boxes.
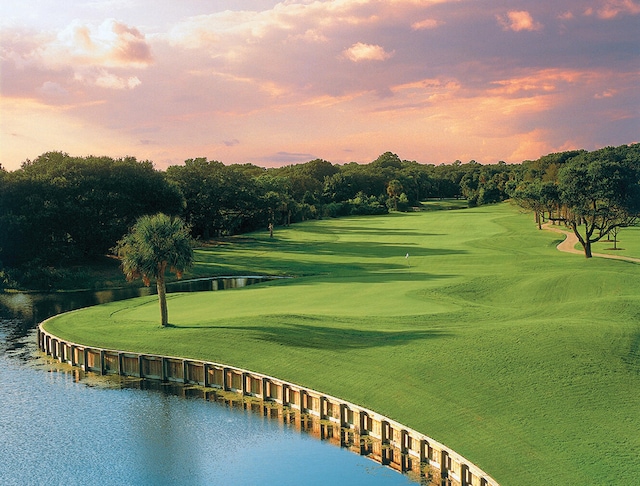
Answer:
[38,324,499,486]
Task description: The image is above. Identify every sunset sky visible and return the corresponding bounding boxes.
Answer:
[1,0,638,171]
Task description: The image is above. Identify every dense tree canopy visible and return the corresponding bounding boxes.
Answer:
[2,144,638,287]
[510,144,640,257]
[558,146,640,257]
[165,158,263,239]
[0,152,183,267]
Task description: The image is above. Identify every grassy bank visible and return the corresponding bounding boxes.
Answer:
[44,203,640,485]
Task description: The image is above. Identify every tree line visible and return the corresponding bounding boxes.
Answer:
[0,151,515,266]
[1,144,638,286]
[510,143,640,257]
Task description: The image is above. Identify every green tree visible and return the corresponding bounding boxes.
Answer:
[399,162,433,203]
[115,214,195,326]
[256,174,294,228]
[1,152,183,266]
[166,159,261,238]
[323,172,355,202]
[511,181,559,229]
[558,146,640,258]
[462,173,479,204]
[386,179,404,210]
[372,151,402,169]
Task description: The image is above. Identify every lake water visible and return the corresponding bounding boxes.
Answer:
[0,281,419,486]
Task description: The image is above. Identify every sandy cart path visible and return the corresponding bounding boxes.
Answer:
[543,222,640,262]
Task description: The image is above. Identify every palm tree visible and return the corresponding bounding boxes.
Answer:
[115,213,195,326]
[386,179,403,211]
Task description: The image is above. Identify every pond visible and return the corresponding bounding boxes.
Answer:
[0,279,421,486]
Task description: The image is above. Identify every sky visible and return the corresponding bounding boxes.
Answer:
[1,0,639,171]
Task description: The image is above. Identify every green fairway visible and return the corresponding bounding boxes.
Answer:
[591,224,640,257]
[44,203,640,486]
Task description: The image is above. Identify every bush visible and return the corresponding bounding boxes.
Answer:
[477,184,503,205]
[348,193,388,215]
[2,262,64,290]
[397,193,411,212]
[322,202,350,218]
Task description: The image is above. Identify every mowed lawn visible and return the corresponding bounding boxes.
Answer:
[45,202,640,486]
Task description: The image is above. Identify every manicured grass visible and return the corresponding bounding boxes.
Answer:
[420,198,469,211]
[591,224,640,257]
[44,203,640,486]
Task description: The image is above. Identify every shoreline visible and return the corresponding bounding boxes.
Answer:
[38,320,499,486]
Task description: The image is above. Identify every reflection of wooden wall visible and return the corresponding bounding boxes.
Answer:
[39,325,498,486]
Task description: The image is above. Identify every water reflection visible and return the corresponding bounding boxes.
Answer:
[1,344,417,486]
[39,353,433,486]
[0,277,419,486]
[0,277,276,356]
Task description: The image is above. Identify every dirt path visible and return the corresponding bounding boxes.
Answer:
[543,223,640,263]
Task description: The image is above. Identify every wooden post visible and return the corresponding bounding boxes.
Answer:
[381,420,390,444]
[203,363,209,387]
[223,368,230,391]
[300,390,307,412]
[100,350,105,375]
[183,360,189,383]
[359,410,367,433]
[419,439,427,463]
[401,429,409,454]
[340,404,348,427]
[441,450,449,477]
[461,463,470,486]
[242,373,249,395]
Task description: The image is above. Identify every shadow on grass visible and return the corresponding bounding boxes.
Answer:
[272,271,457,285]
[297,224,442,238]
[196,238,467,278]
[192,215,468,284]
[168,321,450,350]
[255,323,450,349]
[210,238,464,258]
[624,330,640,372]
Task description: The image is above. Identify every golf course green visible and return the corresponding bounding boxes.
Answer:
[44,202,640,485]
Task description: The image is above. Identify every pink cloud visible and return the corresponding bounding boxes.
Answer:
[497,11,543,32]
[1,0,637,171]
[591,0,640,19]
[50,19,153,68]
[558,11,575,20]
[0,19,152,102]
[94,71,141,90]
[342,42,394,62]
[595,89,616,99]
[411,18,445,30]
[111,22,153,65]
[37,81,69,98]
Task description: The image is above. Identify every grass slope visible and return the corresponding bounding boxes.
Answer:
[45,203,640,486]
[591,224,640,257]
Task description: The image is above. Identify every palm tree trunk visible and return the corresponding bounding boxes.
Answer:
[157,262,169,326]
